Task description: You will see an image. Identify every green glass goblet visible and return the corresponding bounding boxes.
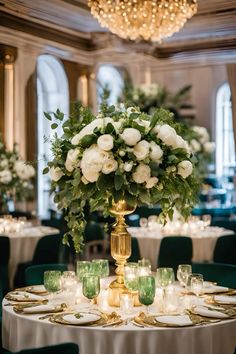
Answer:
[44,270,61,301]
[138,275,156,313]
[76,261,91,282]
[92,259,109,278]
[82,275,100,303]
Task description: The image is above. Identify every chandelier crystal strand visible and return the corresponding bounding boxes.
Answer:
[88,0,197,42]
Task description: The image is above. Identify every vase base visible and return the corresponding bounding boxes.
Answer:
[108,280,141,307]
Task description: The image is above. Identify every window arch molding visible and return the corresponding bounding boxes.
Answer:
[215,82,234,177]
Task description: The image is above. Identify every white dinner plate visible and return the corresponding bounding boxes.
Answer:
[62,312,101,325]
[155,314,193,326]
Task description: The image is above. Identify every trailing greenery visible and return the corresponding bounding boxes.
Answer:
[45,103,200,253]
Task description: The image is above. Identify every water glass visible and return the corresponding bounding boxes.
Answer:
[82,275,100,300]
[92,259,109,278]
[124,262,139,291]
[189,274,204,296]
[156,268,175,289]
[177,264,192,287]
[76,261,91,281]
[60,271,77,291]
[138,275,156,312]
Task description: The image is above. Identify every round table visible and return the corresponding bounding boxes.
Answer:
[5,226,59,287]
[128,227,234,269]
[2,297,236,354]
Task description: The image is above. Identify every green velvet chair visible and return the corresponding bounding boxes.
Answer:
[14,234,65,288]
[128,237,141,262]
[25,264,68,286]
[0,236,10,296]
[1,343,79,354]
[213,235,236,265]
[192,262,236,288]
[158,236,193,274]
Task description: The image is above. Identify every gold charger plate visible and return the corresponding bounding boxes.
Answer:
[49,311,121,327]
[134,311,219,328]
[13,302,67,315]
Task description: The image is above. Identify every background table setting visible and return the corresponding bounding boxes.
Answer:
[2,259,236,354]
[0,215,59,288]
[128,215,234,269]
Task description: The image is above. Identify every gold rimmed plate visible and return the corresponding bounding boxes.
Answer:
[49,311,121,327]
[13,302,67,315]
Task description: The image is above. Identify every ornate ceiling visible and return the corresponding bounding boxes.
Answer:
[0,0,236,59]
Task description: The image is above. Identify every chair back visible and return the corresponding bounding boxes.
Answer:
[0,236,10,295]
[25,264,68,286]
[213,235,236,265]
[158,236,192,274]
[128,237,141,262]
[192,262,236,288]
[32,234,64,265]
[8,343,79,354]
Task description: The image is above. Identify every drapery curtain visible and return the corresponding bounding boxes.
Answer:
[227,64,236,147]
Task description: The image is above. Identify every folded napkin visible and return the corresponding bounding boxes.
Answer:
[202,285,229,294]
[156,314,192,326]
[193,306,228,319]
[63,313,101,325]
[214,295,236,305]
[23,304,56,314]
[10,291,45,301]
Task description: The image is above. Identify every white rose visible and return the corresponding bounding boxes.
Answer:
[81,176,89,184]
[49,166,64,182]
[150,141,163,162]
[133,140,150,160]
[102,159,118,174]
[146,177,158,189]
[177,160,193,179]
[204,142,215,153]
[190,139,201,152]
[132,163,151,184]
[192,126,209,144]
[134,118,150,132]
[120,128,141,146]
[0,159,8,168]
[119,150,125,157]
[172,135,189,151]
[82,167,100,183]
[152,124,161,134]
[0,170,12,184]
[65,149,80,172]
[157,124,177,147]
[71,118,121,145]
[97,134,114,151]
[124,161,133,172]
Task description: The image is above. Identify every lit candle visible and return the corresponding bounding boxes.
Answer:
[120,293,133,314]
[98,289,109,311]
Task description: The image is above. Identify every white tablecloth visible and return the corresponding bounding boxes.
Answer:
[2,297,236,354]
[128,227,234,269]
[5,226,59,288]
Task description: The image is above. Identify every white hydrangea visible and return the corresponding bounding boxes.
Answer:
[133,140,150,160]
[97,134,114,151]
[15,161,35,180]
[65,149,80,172]
[150,141,163,162]
[0,170,12,184]
[120,128,141,146]
[177,160,193,179]
[49,166,64,182]
[132,163,151,184]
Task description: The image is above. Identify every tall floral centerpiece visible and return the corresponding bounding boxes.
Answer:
[45,103,199,304]
[0,136,35,211]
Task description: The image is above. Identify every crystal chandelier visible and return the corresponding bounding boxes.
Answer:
[88,0,197,42]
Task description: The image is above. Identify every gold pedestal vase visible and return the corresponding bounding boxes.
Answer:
[108,200,140,307]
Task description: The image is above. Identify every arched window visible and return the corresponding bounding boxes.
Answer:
[37,55,69,218]
[96,64,124,107]
[216,82,234,177]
